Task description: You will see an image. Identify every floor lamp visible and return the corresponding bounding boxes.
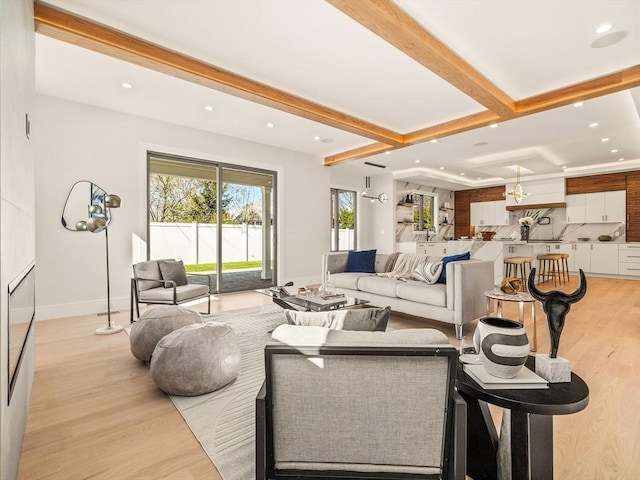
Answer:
[87,194,123,335]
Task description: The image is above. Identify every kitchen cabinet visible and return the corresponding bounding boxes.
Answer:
[565,194,586,224]
[557,243,591,272]
[396,242,447,256]
[584,191,626,223]
[566,191,626,223]
[619,244,640,277]
[470,200,508,226]
[590,244,619,274]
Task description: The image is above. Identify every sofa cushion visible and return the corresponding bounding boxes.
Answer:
[158,259,189,286]
[330,272,371,290]
[412,261,443,284]
[285,307,390,331]
[134,260,164,291]
[272,325,449,347]
[345,249,377,273]
[357,276,403,297]
[139,284,209,302]
[437,252,471,284]
[396,281,447,307]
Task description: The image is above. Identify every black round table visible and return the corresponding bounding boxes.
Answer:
[456,356,589,480]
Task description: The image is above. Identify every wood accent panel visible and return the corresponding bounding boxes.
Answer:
[506,202,566,211]
[469,185,506,203]
[565,172,628,194]
[33,2,405,147]
[454,190,470,239]
[403,110,501,145]
[517,66,640,115]
[325,142,394,165]
[326,0,515,118]
[626,170,640,242]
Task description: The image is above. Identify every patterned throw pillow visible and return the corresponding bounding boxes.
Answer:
[412,261,443,285]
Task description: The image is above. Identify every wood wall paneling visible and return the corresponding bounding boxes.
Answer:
[565,172,627,194]
[454,190,470,239]
[626,171,640,242]
[469,185,506,202]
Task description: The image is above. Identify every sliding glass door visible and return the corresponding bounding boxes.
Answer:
[148,152,277,293]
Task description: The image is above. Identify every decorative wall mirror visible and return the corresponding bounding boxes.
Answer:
[61,180,111,231]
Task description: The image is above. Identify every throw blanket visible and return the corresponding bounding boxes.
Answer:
[378,253,429,280]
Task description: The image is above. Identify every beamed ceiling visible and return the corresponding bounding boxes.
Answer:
[34,0,640,189]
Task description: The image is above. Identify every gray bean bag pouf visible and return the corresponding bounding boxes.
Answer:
[130,305,202,362]
[150,322,241,396]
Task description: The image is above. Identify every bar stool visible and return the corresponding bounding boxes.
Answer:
[558,253,570,283]
[503,257,534,292]
[536,254,563,287]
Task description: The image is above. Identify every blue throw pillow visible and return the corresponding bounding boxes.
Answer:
[345,249,377,273]
[437,252,471,284]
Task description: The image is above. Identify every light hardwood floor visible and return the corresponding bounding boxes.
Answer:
[18,277,640,480]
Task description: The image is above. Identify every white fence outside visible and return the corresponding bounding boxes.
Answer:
[150,223,355,265]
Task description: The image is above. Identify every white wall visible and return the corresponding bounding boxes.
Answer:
[35,95,331,320]
[0,0,36,478]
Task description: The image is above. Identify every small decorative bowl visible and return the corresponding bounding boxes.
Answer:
[598,235,612,242]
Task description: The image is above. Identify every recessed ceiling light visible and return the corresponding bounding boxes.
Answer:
[477,177,482,180]
[431,139,437,143]
[204,105,213,112]
[415,159,421,163]
[385,151,391,155]
[460,172,465,176]
[591,31,627,48]
[562,166,567,169]
[489,124,498,129]
[313,135,321,141]
[596,23,613,34]
[601,137,610,142]
[439,166,445,170]
[266,122,274,128]
[589,122,599,128]
[618,158,625,161]
[611,149,619,153]
[573,102,584,107]
[121,82,132,89]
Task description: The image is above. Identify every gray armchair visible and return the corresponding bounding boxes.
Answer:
[256,326,466,480]
[130,259,210,323]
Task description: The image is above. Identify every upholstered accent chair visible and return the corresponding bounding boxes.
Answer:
[256,327,466,480]
[130,259,211,323]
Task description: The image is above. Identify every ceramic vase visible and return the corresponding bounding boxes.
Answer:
[473,317,529,378]
[520,225,530,241]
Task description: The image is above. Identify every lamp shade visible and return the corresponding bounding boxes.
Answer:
[105,194,121,208]
[86,216,107,233]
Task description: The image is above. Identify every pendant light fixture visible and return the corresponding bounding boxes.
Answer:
[504,166,531,203]
[361,162,388,204]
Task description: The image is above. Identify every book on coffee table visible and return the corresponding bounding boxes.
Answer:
[464,364,548,389]
[296,292,346,306]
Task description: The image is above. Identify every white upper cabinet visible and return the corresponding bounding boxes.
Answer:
[470,200,508,226]
[566,191,625,223]
[584,191,626,223]
[565,194,586,224]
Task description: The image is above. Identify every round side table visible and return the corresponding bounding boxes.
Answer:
[484,289,538,352]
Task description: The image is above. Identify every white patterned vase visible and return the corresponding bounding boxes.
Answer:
[473,317,529,378]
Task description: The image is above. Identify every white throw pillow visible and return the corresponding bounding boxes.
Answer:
[412,261,443,285]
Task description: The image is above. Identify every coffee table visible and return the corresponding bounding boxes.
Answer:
[257,287,370,312]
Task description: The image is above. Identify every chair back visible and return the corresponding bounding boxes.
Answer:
[261,335,458,479]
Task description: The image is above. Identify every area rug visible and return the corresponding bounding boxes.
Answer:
[168,304,287,480]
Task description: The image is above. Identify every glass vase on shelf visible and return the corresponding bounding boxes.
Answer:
[320,271,336,297]
[520,225,530,241]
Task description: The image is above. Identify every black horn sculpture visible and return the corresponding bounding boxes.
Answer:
[528,268,587,358]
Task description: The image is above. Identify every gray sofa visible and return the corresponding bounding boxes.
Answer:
[322,252,494,338]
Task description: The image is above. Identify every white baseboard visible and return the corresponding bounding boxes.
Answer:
[36,295,131,321]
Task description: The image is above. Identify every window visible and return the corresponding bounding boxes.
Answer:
[413,194,435,232]
[148,152,277,293]
[330,189,357,251]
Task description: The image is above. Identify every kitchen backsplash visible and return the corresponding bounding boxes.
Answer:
[395,181,455,242]
[476,207,626,242]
